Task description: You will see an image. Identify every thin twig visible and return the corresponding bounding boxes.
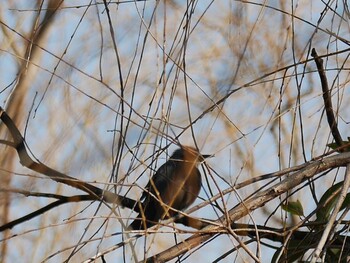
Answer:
[0,195,95,231]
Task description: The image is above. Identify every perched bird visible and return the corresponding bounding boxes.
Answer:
[129,145,211,230]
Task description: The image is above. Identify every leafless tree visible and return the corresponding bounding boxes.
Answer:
[1,1,350,262]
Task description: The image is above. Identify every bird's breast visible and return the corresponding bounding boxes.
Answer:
[172,164,201,209]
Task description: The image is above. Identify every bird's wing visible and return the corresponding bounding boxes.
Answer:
[141,160,177,200]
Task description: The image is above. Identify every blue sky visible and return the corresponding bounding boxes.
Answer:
[1,1,349,262]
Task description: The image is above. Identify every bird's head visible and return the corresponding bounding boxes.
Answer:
[171,146,212,164]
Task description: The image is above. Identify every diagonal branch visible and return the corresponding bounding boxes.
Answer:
[0,107,137,210]
[0,194,95,232]
[311,163,350,262]
[311,48,343,149]
[146,152,350,262]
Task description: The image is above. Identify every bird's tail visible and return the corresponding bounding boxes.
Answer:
[129,216,143,230]
[128,214,155,230]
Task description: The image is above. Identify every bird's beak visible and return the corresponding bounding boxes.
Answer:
[197,154,213,163]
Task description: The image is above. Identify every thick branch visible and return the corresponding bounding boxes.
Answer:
[147,152,350,262]
[0,107,137,210]
[311,48,343,148]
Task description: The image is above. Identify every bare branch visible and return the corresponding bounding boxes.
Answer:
[0,195,95,232]
[147,152,350,262]
[311,48,344,148]
[0,107,137,210]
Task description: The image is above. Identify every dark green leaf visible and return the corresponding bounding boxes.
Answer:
[327,141,350,152]
[316,181,350,223]
[317,182,342,222]
[281,200,304,216]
